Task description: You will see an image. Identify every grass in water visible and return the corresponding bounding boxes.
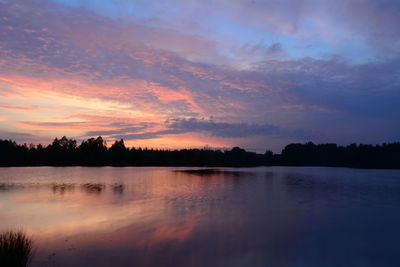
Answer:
[0,230,33,267]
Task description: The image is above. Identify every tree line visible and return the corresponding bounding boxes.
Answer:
[0,136,399,168]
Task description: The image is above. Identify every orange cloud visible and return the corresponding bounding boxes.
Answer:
[0,102,39,111]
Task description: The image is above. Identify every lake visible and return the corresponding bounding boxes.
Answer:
[0,166,400,266]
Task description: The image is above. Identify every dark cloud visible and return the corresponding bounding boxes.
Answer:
[86,126,148,137]
[253,56,400,118]
[165,118,314,139]
[103,118,316,141]
[0,131,42,143]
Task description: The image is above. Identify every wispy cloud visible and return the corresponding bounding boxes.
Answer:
[0,0,399,151]
[91,118,316,141]
[0,130,43,143]
[0,103,38,111]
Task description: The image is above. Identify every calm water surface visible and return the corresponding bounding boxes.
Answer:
[1,166,400,266]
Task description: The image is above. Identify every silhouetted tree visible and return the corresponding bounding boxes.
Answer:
[109,139,128,165]
[0,137,399,168]
[79,136,107,165]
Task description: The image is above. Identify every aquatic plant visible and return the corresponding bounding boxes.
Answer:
[0,230,34,267]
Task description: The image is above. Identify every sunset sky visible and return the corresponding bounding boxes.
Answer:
[1,0,399,152]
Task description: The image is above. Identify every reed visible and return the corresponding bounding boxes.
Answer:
[0,230,33,267]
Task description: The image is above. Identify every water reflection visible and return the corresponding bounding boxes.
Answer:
[0,182,18,191]
[0,181,127,197]
[0,167,399,266]
[80,183,105,194]
[111,183,124,195]
[52,183,75,195]
[175,168,252,177]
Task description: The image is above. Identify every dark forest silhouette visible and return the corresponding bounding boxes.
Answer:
[0,136,399,169]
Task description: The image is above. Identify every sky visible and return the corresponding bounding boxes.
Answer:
[0,0,399,152]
